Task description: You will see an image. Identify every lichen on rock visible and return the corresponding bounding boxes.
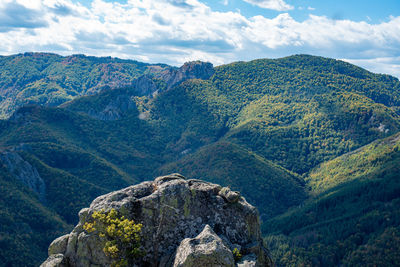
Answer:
[42,173,272,266]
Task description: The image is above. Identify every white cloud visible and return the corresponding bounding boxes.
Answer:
[15,0,41,10]
[343,57,400,79]
[244,14,400,56]
[243,0,293,11]
[0,0,399,78]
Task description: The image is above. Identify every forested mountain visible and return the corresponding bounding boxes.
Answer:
[0,53,399,266]
[264,132,400,266]
[0,53,173,119]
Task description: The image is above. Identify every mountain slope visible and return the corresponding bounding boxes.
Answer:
[0,54,400,265]
[308,132,400,193]
[0,53,173,118]
[0,165,70,267]
[264,132,400,266]
[158,141,306,220]
[150,55,400,173]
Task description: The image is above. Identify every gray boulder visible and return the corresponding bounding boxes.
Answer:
[173,224,234,267]
[237,254,258,267]
[219,187,241,203]
[42,173,271,266]
[48,234,70,257]
[40,254,67,267]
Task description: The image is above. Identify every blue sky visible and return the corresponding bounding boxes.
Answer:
[0,0,399,78]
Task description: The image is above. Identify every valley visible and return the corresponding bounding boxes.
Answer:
[0,53,399,266]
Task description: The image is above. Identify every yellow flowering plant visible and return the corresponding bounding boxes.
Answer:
[83,209,143,267]
[232,247,242,262]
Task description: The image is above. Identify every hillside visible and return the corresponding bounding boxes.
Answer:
[158,141,306,220]
[0,53,173,119]
[308,132,400,193]
[172,55,400,173]
[0,165,70,266]
[0,53,400,265]
[264,132,400,266]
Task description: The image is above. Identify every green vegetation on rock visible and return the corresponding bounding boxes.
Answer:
[83,209,143,267]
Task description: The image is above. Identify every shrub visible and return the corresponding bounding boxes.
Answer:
[232,247,242,262]
[83,208,143,267]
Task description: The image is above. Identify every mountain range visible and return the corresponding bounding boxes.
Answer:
[0,53,399,266]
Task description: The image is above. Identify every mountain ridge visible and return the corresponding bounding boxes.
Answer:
[0,53,399,266]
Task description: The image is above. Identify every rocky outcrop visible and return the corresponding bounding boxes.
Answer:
[0,150,46,202]
[42,173,271,266]
[41,254,67,267]
[87,94,135,121]
[158,61,214,89]
[133,75,158,96]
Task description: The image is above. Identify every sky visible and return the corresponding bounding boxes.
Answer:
[0,0,399,78]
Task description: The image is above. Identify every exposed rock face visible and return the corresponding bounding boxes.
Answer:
[0,151,46,202]
[158,61,214,89]
[42,173,271,267]
[87,94,135,121]
[133,75,158,96]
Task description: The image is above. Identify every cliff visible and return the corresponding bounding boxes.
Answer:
[157,61,214,89]
[0,149,46,203]
[41,174,271,267]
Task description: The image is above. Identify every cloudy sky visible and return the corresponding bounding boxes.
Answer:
[0,0,400,78]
